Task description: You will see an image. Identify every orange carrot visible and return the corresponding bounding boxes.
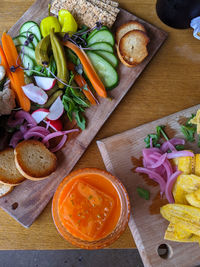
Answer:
[1,32,30,111]
[63,41,107,98]
[67,62,96,105]
[0,45,13,80]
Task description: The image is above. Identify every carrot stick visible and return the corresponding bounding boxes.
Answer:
[1,32,30,111]
[67,62,96,105]
[63,41,107,98]
[0,45,13,80]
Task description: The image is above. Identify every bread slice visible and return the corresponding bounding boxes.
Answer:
[0,148,25,185]
[0,183,13,198]
[116,45,138,68]
[14,140,57,181]
[116,20,146,44]
[119,30,149,66]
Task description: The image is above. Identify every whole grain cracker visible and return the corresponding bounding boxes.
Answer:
[51,0,117,28]
[88,0,119,16]
[100,0,119,7]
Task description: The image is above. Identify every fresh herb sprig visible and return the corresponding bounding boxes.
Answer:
[144,125,168,148]
[180,114,200,147]
[62,72,90,130]
[144,125,184,151]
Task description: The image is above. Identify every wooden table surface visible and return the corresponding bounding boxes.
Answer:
[0,0,200,250]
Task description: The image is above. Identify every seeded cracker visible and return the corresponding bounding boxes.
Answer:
[88,0,119,16]
[51,0,117,28]
[100,0,119,7]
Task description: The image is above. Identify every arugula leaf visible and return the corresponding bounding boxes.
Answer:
[75,110,86,130]
[62,73,89,129]
[137,187,150,200]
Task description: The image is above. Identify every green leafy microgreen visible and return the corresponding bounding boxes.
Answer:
[144,134,160,148]
[181,125,196,142]
[156,125,169,141]
[137,187,150,200]
[144,125,169,148]
[62,72,88,130]
[180,113,199,145]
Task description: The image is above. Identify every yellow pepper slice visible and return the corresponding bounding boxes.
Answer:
[40,16,61,38]
[58,9,78,34]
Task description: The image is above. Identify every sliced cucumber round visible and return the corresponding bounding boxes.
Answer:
[13,35,34,49]
[87,26,108,41]
[16,45,36,63]
[20,31,39,48]
[20,54,34,76]
[88,42,114,53]
[96,51,118,68]
[87,30,115,46]
[86,51,118,90]
[20,21,42,41]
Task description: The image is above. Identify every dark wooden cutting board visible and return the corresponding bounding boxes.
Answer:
[97,104,200,267]
[0,0,167,227]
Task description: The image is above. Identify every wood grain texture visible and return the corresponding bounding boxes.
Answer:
[1,0,200,250]
[97,104,200,267]
[0,0,167,230]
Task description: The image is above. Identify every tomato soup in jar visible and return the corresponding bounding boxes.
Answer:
[52,168,130,249]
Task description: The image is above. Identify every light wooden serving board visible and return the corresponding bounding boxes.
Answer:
[97,104,200,267]
[0,0,167,227]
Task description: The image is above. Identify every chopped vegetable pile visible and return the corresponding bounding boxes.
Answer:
[136,125,194,203]
[0,6,119,152]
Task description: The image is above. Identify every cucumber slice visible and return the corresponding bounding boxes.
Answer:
[20,31,39,48]
[20,54,34,76]
[16,45,36,63]
[96,51,118,68]
[87,26,108,41]
[13,35,34,49]
[86,51,118,90]
[88,42,114,53]
[20,21,41,41]
[87,30,115,46]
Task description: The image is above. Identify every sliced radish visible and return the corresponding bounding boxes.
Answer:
[34,76,56,91]
[46,118,63,131]
[32,108,49,124]
[22,83,48,105]
[47,96,64,121]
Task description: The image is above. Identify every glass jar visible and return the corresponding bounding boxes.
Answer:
[52,168,130,249]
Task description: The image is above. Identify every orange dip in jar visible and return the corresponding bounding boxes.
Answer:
[52,168,130,249]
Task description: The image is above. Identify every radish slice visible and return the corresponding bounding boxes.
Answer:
[34,76,56,91]
[45,118,63,131]
[32,108,49,124]
[47,96,64,121]
[22,83,48,105]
